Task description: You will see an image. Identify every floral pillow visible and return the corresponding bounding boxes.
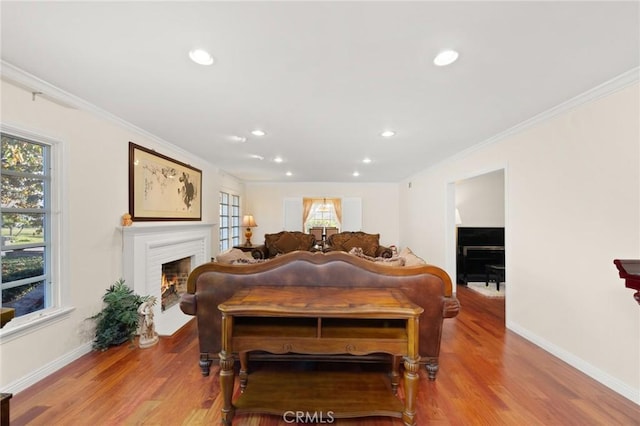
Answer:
[348,247,405,267]
[216,248,253,264]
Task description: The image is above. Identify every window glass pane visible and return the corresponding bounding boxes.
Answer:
[2,132,51,319]
[1,248,45,283]
[219,191,241,252]
[1,280,46,316]
[2,176,45,209]
[1,136,45,174]
[1,213,45,246]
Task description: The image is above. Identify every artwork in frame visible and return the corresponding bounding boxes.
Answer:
[129,142,202,221]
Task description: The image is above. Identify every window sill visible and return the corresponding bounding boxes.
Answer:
[0,306,75,344]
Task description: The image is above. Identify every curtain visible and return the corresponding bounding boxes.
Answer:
[302,198,342,230]
[328,198,342,224]
[302,198,315,227]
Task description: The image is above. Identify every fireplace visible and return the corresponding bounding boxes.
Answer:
[161,256,191,311]
[122,223,213,335]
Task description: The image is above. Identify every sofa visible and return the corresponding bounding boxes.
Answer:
[250,231,317,259]
[326,231,393,258]
[180,250,460,380]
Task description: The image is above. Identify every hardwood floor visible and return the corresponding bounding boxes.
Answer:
[9,286,640,425]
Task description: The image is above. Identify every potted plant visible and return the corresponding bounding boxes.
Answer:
[91,279,149,351]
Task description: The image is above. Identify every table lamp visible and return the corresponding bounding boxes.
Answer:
[242,214,257,246]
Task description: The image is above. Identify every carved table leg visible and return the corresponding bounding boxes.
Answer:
[390,355,401,395]
[403,316,420,426]
[239,351,249,392]
[220,312,235,425]
[425,360,438,381]
[402,356,420,426]
[219,351,235,426]
[199,353,212,377]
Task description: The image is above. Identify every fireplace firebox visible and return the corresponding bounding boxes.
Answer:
[161,256,192,311]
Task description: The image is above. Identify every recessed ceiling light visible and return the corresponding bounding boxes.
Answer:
[433,49,459,66]
[251,129,266,136]
[188,49,215,66]
[381,130,395,138]
[273,156,283,163]
[362,158,372,164]
[250,154,264,160]
[352,171,360,177]
[286,171,292,176]
[229,135,247,143]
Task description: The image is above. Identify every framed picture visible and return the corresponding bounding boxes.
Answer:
[129,142,202,221]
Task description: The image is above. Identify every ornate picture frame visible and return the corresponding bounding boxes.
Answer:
[128,142,202,221]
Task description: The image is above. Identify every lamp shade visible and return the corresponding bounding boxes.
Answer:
[242,214,257,227]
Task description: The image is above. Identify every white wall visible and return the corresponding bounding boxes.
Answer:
[456,169,505,227]
[245,182,400,249]
[0,79,228,390]
[400,81,640,403]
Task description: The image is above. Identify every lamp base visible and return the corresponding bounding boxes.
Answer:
[244,228,253,246]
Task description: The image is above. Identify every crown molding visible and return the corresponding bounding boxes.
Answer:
[0,60,206,165]
[422,67,640,175]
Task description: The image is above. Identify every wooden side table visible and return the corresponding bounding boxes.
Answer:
[218,286,423,426]
[233,244,259,253]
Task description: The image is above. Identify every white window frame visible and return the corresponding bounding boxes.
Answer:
[0,124,72,343]
[219,191,240,251]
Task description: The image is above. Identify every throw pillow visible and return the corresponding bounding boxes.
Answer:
[348,247,405,267]
[340,233,379,257]
[232,257,269,265]
[273,231,301,254]
[399,247,427,266]
[216,248,253,264]
[375,257,406,267]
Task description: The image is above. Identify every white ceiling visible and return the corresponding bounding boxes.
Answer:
[1,1,638,183]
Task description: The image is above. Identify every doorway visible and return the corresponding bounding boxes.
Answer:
[450,169,506,313]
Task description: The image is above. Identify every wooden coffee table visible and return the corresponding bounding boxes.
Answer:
[218,286,423,426]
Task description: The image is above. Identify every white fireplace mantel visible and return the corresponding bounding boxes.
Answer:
[121,222,214,335]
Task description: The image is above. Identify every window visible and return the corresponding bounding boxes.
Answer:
[303,198,341,232]
[1,132,52,320]
[219,192,240,251]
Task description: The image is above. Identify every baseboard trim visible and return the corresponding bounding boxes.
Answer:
[507,320,640,405]
[3,341,93,395]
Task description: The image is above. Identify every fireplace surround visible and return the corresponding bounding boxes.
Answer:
[122,223,213,335]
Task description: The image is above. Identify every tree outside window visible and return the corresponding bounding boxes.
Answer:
[1,133,51,318]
